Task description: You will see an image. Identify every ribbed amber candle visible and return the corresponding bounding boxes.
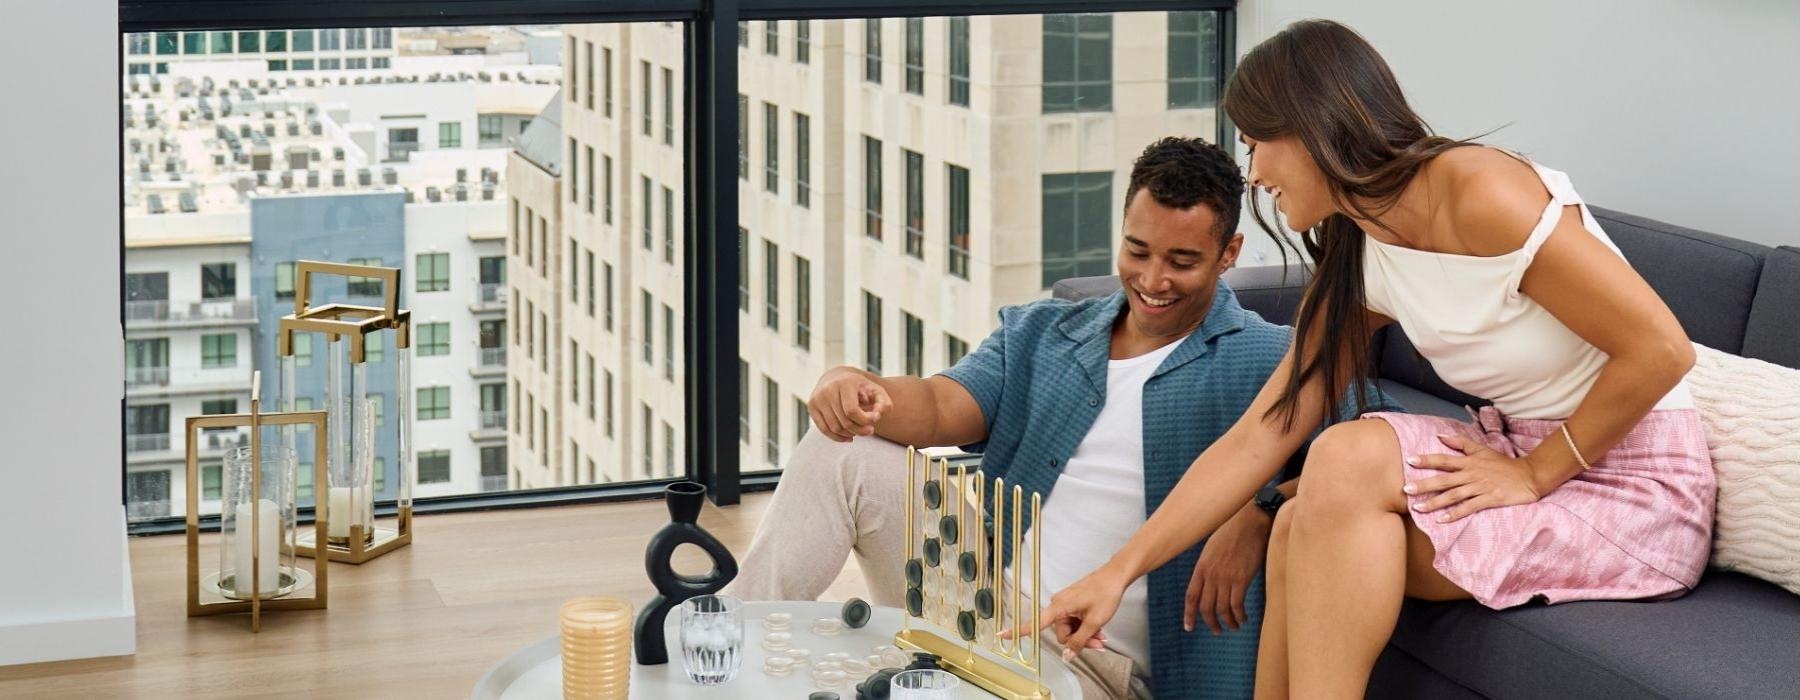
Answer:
[560,597,634,700]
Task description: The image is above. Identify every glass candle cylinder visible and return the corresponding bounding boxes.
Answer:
[560,597,633,700]
[326,335,375,546]
[219,445,297,599]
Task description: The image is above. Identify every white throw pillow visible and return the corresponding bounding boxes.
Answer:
[1686,343,1800,595]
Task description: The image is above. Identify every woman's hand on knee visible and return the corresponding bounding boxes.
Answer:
[1403,433,1543,523]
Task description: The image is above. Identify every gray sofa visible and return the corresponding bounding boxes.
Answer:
[1053,206,1800,698]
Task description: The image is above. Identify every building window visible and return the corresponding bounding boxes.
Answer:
[417,386,450,420]
[763,102,779,194]
[949,17,971,106]
[201,262,235,300]
[346,28,368,50]
[948,164,971,279]
[481,447,506,490]
[737,227,750,312]
[663,422,676,476]
[585,250,596,317]
[293,334,313,367]
[292,30,314,52]
[418,450,450,484]
[481,383,505,429]
[663,304,675,382]
[418,322,450,356]
[416,252,449,292]
[641,404,655,477]
[585,40,596,110]
[641,290,654,365]
[373,28,393,50]
[603,262,615,331]
[586,353,596,419]
[539,311,548,371]
[864,19,882,83]
[128,33,151,55]
[182,32,204,54]
[601,154,615,224]
[763,240,779,331]
[796,21,811,64]
[738,358,750,444]
[210,30,232,53]
[320,58,343,71]
[478,320,501,360]
[663,186,675,264]
[237,31,259,53]
[387,127,417,161]
[569,239,579,302]
[864,136,883,241]
[738,21,749,47]
[662,67,674,146]
[641,176,654,251]
[947,333,970,366]
[794,112,811,208]
[319,28,341,51]
[1168,11,1222,108]
[570,340,580,399]
[585,145,596,214]
[201,333,236,368]
[795,256,811,350]
[370,57,389,69]
[157,32,180,55]
[765,21,779,56]
[569,138,580,203]
[641,60,653,137]
[568,37,579,102]
[1043,14,1114,113]
[346,257,384,297]
[764,376,780,465]
[603,369,615,437]
[602,47,614,117]
[904,18,924,95]
[367,331,385,363]
[905,150,925,259]
[864,291,883,373]
[127,339,169,384]
[202,399,238,416]
[794,397,809,443]
[736,94,749,181]
[904,312,924,376]
[293,58,315,71]
[480,115,504,145]
[1041,171,1114,287]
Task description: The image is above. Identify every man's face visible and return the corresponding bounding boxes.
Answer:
[1116,190,1243,340]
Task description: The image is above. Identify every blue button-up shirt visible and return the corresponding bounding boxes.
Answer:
[940,281,1393,698]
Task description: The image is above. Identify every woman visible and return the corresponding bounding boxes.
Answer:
[1018,19,1715,698]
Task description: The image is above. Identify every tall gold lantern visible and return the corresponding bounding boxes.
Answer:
[185,371,329,632]
[280,260,414,564]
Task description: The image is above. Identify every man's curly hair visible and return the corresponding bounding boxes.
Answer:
[1123,136,1245,252]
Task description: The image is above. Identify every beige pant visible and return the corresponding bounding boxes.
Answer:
[723,431,1152,699]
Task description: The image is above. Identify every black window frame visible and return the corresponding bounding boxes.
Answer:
[119,0,1235,533]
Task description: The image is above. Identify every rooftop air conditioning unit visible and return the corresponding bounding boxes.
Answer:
[307,170,320,188]
[305,78,317,88]
[309,121,322,136]
[228,79,239,89]
[382,167,397,185]
[357,168,372,186]
[213,154,226,167]
[249,79,260,89]
[453,183,468,202]
[240,124,252,138]
[333,170,346,187]
[425,186,441,202]
[481,182,495,200]
[263,123,276,137]
[287,123,300,137]
[333,147,345,161]
[178,192,198,213]
[280,171,294,189]
[456,168,467,183]
[256,171,269,187]
[498,72,509,82]
[310,147,321,162]
[404,189,416,204]
[147,194,165,214]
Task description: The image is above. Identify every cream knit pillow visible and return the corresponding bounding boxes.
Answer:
[1686,343,1800,595]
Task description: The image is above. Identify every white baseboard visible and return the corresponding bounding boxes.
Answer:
[0,509,136,667]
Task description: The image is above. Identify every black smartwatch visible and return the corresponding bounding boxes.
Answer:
[1254,486,1287,518]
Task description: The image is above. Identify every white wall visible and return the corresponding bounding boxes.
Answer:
[0,0,137,666]
[1235,0,1800,249]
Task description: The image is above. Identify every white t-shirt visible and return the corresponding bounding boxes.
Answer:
[1014,335,1185,672]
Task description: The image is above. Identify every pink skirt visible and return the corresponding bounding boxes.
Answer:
[1363,405,1716,609]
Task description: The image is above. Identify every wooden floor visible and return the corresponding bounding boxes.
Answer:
[0,492,866,699]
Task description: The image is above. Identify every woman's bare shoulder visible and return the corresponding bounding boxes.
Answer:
[1437,147,1553,256]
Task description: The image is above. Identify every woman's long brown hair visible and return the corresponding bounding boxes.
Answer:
[1223,19,1483,432]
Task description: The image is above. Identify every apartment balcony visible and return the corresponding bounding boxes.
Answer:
[469,283,506,313]
[479,474,507,492]
[126,433,171,453]
[469,346,506,378]
[125,365,255,398]
[470,409,507,441]
[126,366,170,387]
[199,429,248,454]
[125,298,257,329]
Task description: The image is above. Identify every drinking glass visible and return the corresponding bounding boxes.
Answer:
[891,669,961,700]
[679,594,743,685]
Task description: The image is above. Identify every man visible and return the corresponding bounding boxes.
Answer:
[726,137,1383,698]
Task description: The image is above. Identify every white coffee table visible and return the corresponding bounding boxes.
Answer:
[472,600,1083,699]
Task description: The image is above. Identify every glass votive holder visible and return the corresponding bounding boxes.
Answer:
[560,597,634,700]
[876,645,911,668]
[763,612,794,630]
[821,652,852,666]
[842,658,872,677]
[762,631,793,651]
[785,648,813,667]
[891,669,961,700]
[812,617,844,636]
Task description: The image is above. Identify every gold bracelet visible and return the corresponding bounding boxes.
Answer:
[1560,423,1592,471]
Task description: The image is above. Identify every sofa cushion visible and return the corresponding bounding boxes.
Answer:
[1742,245,1800,369]
[1389,571,1800,699]
[1592,206,1770,354]
[1685,343,1800,595]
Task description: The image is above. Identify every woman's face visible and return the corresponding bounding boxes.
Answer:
[1242,133,1334,232]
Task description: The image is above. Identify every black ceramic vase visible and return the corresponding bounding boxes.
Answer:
[632,481,738,665]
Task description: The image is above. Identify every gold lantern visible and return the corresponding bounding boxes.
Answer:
[185,371,329,631]
[279,260,414,564]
